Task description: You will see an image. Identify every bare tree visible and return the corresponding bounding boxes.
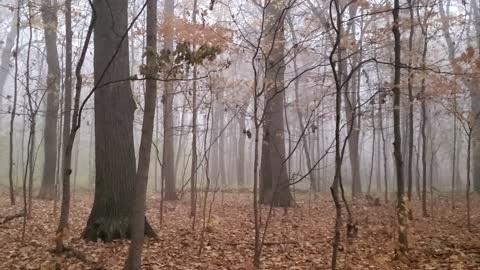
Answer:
[392,0,408,257]
[38,0,61,200]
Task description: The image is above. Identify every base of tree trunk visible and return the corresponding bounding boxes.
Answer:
[37,188,55,200]
[164,191,178,201]
[82,216,156,242]
[259,189,294,207]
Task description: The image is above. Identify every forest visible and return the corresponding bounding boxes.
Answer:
[0,0,479,269]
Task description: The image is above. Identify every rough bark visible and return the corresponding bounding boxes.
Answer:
[259,0,293,207]
[38,0,61,200]
[83,0,154,242]
[162,0,177,201]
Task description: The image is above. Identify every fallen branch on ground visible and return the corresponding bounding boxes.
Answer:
[1,211,25,224]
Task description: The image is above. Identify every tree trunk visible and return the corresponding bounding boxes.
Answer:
[406,0,415,201]
[125,0,158,266]
[419,17,429,217]
[8,0,22,206]
[469,0,480,193]
[38,0,61,200]
[218,96,226,187]
[392,0,408,255]
[0,8,20,109]
[345,4,362,199]
[162,0,177,201]
[190,0,198,221]
[259,0,292,207]
[237,111,246,187]
[379,101,388,202]
[83,0,154,242]
[288,18,318,192]
[367,104,375,195]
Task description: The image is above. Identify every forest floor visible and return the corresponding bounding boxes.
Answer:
[0,191,479,270]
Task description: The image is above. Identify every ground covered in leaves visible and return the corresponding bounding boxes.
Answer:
[0,191,479,269]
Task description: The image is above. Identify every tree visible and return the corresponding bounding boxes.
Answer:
[345,3,362,198]
[38,0,61,200]
[162,0,177,201]
[125,0,158,266]
[8,0,23,206]
[0,2,21,110]
[83,0,154,241]
[469,0,480,193]
[259,0,293,207]
[392,0,408,257]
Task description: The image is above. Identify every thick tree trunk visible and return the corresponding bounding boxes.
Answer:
[259,0,292,207]
[83,0,154,242]
[162,0,177,201]
[38,0,61,200]
[345,4,362,199]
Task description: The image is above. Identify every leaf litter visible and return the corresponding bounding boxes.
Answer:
[0,192,479,269]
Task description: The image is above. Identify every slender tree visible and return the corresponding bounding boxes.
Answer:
[125,0,158,267]
[392,0,408,256]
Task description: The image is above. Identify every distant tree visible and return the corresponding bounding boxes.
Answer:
[38,0,61,200]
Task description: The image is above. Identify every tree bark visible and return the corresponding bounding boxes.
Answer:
[83,0,154,242]
[237,110,246,187]
[468,0,480,193]
[392,0,408,255]
[0,8,20,109]
[406,0,415,201]
[345,4,362,198]
[8,0,23,206]
[162,0,177,201]
[259,0,292,207]
[125,0,158,267]
[38,0,61,200]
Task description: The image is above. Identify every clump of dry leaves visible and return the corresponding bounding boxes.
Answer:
[0,192,478,269]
